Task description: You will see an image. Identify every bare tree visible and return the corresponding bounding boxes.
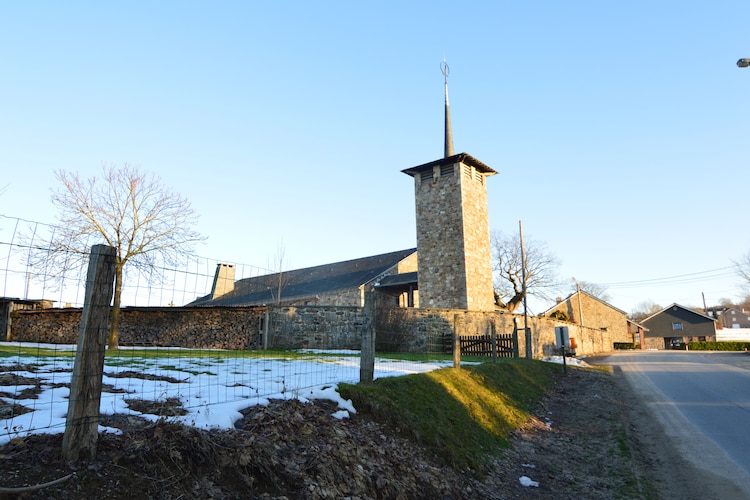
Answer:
[629,300,662,322]
[572,280,611,303]
[734,251,750,294]
[492,230,561,312]
[269,240,292,304]
[29,164,205,348]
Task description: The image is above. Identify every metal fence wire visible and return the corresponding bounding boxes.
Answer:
[0,214,474,448]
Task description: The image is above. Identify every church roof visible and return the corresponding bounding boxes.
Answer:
[401,152,497,176]
[189,248,417,307]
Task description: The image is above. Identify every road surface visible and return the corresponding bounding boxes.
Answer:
[602,350,750,496]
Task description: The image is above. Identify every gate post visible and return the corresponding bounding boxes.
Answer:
[490,322,497,362]
[360,289,376,384]
[62,244,116,462]
[453,314,462,368]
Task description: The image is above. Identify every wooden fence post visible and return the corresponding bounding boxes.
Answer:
[453,314,462,369]
[62,244,116,462]
[490,322,497,362]
[360,289,376,384]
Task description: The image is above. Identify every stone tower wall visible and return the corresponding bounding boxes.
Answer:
[413,162,467,309]
[458,164,496,311]
[412,160,494,311]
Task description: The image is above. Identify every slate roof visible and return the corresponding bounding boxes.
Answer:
[189,248,417,307]
[640,303,716,323]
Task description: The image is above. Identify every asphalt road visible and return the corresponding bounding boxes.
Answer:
[601,350,750,496]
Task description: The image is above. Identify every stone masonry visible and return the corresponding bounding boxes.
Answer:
[403,153,496,311]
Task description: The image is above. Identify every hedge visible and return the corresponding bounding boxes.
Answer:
[686,341,750,351]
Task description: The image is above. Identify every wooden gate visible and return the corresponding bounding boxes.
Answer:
[459,332,517,358]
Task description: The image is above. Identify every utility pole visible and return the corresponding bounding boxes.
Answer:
[574,278,584,328]
[520,220,531,359]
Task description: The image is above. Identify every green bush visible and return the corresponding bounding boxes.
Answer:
[686,341,750,351]
[613,342,638,350]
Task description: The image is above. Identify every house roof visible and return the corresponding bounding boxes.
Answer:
[640,303,716,323]
[541,290,628,317]
[189,248,417,307]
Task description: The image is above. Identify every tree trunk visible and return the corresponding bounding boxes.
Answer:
[108,262,123,350]
[505,293,523,313]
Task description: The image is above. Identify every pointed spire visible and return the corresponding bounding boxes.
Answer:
[442,59,454,158]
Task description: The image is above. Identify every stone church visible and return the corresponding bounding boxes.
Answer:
[191,65,497,312]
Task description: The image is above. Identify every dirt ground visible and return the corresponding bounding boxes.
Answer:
[0,359,741,499]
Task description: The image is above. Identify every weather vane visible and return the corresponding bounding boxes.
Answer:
[441,59,450,84]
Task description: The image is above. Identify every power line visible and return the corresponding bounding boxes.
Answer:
[600,266,737,289]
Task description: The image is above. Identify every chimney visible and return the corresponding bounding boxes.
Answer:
[210,263,235,299]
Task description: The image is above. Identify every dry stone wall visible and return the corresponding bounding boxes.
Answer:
[267,306,365,349]
[10,307,264,350]
[8,303,620,357]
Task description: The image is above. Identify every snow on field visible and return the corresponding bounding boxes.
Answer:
[0,343,455,445]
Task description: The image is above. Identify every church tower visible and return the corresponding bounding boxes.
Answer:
[402,62,497,310]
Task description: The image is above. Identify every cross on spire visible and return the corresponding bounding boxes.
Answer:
[442,59,454,158]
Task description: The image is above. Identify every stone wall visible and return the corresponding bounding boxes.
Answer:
[410,159,495,311]
[267,305,365,349]
[10,307,264,350]
[8,303,620,357]
[374,307,617,358]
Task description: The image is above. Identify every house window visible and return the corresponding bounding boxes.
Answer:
[672,322,683,331]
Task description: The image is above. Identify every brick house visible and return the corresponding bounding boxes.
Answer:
[640,304,716,349]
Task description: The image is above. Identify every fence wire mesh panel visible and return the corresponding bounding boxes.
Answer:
[0,214,270,308]
[0,214,458,445]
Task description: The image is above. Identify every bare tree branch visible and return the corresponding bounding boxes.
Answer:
[734,251,750,294]
[572,280,611,303]
[492,230,561,312]
[27,163,206,348]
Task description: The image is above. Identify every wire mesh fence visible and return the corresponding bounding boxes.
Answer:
[0,213,271,308]
[0,214,461,447]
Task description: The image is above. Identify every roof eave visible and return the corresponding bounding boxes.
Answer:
[401,152,497,177]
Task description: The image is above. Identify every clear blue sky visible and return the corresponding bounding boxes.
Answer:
[1,1,748,314]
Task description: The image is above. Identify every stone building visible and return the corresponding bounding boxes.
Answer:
[189,249,418,308]
[194,63,498,313]
[401,153,496,310]
[542,290,645,348]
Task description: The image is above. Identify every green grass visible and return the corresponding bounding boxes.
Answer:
[339,358,561,472]
[0,345,351,360]
[0,345,463,364]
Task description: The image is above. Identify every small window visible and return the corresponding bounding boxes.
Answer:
[672,322,683,331]
[421,171,433,183]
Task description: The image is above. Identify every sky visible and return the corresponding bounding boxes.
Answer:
[1,1,749,315]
